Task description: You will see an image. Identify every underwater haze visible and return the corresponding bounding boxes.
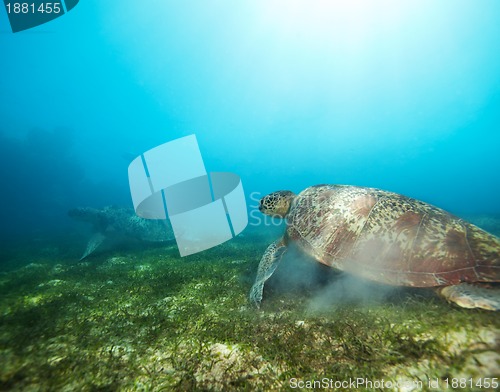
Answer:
[1,0,500,239]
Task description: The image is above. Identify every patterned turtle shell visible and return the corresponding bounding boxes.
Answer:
[284,185,499,287]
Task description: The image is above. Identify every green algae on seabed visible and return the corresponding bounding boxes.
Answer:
[0,231,499,391]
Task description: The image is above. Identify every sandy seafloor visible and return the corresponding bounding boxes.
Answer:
[0,215,499,391]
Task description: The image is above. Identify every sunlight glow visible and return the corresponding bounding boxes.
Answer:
[257,0,419,46]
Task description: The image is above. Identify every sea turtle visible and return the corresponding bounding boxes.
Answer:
[250,185,500,310]
[68,206,174,260]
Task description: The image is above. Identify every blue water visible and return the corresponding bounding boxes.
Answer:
[1,0,500,239]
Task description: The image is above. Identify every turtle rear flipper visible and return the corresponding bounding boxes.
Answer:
[437,283,500,311]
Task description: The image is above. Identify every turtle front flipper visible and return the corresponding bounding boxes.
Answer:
[80,232,106,260]
[250,238,287,308]
[437,283,500,311]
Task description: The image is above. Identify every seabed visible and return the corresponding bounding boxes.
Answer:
[0,225,499,391]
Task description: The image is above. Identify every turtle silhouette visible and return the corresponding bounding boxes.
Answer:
[69,206,174,260]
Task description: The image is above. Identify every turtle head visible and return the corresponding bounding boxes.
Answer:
[259,191,295,218]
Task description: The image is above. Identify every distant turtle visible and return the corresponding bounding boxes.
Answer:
[68,206,174,260]
[250,185,500,310]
